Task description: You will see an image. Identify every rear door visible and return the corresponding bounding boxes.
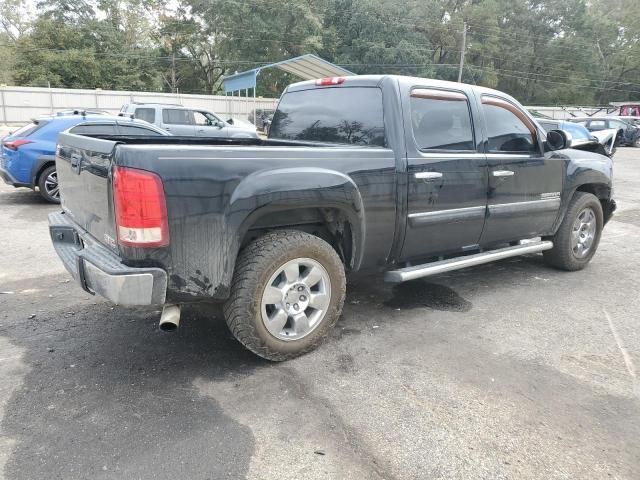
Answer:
[160,108,196,135]
[479,95,563,245]
[400,86,488,261]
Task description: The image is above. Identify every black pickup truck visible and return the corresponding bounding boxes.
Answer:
[49,75,616,360]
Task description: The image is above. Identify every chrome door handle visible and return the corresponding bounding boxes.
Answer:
[492,170,515,178]
[415,172,443,180]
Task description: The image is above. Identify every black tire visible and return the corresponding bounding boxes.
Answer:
[223,230,346,361]
[37,165,60,204]
[634,136,640,148]
[543,192,603,271]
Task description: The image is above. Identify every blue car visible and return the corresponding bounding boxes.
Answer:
[0,111,170,203]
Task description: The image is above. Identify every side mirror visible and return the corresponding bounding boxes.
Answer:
[546,129,571,151]
[227,118,234,125]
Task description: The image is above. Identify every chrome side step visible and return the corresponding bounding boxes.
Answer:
[384,240,553,283]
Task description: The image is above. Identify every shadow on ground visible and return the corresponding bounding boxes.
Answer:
[0,254,565,479]
[1,298,261,480]
[0,187,50,206]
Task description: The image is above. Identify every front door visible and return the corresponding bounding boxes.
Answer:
[400,87,488,261]
[479,95,563,245]
[194,110,228,137]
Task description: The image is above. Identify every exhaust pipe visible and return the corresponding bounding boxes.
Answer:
[159,304,181,332]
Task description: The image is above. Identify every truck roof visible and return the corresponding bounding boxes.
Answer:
[286,74,521,106]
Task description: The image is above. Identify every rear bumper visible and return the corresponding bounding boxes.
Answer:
[48,211,167,306]
[0,165,30,188]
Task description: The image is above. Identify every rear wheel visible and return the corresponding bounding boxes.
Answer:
[223,230,346,361]
[37,165,60,204]
[543,192,603,271]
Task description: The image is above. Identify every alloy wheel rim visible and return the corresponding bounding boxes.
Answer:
[260,257,331,341]
[571,207,596,258]
[44,171,59,199]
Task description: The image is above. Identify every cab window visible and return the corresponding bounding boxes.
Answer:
[162,109,193,125]
[481,96,538,153]
[134,108,155,124]
[194,111,220,126]
[410,89,475,151]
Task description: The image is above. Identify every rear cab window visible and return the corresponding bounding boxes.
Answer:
[410,88,475,151]
[269,87,385,147]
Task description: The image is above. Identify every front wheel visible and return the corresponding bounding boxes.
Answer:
[223,230,346,361]
[543,192,603,271]
[37,165,60,204]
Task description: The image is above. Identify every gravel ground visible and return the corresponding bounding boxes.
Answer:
[0,149,639,480]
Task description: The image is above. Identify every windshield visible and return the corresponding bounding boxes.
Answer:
[561,122,592,141]
[270,86,386,147]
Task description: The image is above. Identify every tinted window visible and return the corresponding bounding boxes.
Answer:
[118,125,164,136]
[11,121,47,138]
[410,90,474,151]
[482,98,537,153]
[194,111,220,126]
[270,87,385,147]
[538,121,559,132]
[70,123,118,135]
[560,122,591,140]
[134,108,155,124]
[162,109,193,125]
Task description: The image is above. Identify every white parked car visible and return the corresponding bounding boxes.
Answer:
[119,103,258,139]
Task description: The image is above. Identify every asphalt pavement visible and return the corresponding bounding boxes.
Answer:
[0,149,639,480]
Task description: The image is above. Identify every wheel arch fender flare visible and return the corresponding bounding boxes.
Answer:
[228,167,366,268]
[552,161,613,233]
[31,154,56,186]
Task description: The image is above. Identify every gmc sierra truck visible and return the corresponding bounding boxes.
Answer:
[49,75,616,360]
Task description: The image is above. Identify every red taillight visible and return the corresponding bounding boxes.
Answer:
[315,77,345,86]
[3,139,33,151]
[112,166,169,248]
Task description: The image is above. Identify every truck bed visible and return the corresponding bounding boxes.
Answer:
[54,131,398,303]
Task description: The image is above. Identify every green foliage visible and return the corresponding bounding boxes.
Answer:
[1,0,640,104]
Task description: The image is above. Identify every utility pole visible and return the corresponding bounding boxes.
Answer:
[171,51,177,93]
[457,22,467,83]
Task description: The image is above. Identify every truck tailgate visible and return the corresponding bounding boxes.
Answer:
[56,132,119,252]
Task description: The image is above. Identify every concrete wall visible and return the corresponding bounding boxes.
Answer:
[0,85,618,126]
[525,105,618,120]
[0,86,279,125]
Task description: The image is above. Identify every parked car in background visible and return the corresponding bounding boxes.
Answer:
[249,108,276,133]
[568,116,640,147]
[537,119,613,157]
[610,102,640,124]
[0,112,169,203]
[119,103,259,139]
